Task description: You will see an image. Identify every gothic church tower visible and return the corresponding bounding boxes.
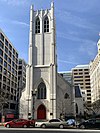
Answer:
[20,2,57,120]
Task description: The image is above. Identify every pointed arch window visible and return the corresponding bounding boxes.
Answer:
[35,17,40,33]
[64,93,70,99]
[76,103,78,114]
[44,16,49,33]
[37,82,46,99]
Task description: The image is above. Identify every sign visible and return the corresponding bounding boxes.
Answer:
[6,114,14,118]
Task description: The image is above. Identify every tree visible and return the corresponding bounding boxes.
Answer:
[57,88,70,120]
[92,99,100,114]
[84,99,100,118]
[0,92,9,122]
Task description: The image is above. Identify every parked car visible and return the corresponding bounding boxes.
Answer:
[35,119,48,128]
[35,118,69,129]
[78,118,100,129]
[4,118,35,128]
[66,119,76,126]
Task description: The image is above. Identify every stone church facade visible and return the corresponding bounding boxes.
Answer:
[20,2,75,120]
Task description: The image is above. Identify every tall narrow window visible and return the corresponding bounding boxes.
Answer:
[37,82,46,99]
[35,17,40,33]
[44,17,49,33]
[76,103,78,114]
[64,93,69,99]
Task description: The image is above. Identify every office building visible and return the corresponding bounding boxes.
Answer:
[0,29,18,121]
[72,65,91,107]
[90,39,100,105]
[59,71,72,84]
[18,59,26,99]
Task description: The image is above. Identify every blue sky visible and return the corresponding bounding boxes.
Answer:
[0,0,100,72]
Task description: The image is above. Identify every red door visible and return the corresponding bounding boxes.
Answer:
[37,104,46,119]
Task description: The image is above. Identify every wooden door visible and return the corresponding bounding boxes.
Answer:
[37,104,46,119]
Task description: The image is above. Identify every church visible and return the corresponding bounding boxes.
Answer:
[20,2,75,120]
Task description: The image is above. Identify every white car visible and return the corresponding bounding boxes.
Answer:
[35,118,69,128]
[35,120,48,127]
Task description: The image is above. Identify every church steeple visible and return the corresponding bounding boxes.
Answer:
[28,5,34,66]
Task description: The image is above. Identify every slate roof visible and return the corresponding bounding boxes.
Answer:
[75,86,82,98]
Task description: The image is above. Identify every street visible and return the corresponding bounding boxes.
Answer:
[0,127,100,133]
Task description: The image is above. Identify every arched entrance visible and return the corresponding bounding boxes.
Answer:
[37,104,46,119]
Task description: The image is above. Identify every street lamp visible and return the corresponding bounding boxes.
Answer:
[31,90,36,120]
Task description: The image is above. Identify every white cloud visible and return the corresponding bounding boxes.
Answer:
[58,59,78,65]
[0,0,29,6]
[57,31,97,59]
[12,20,29,27]
[56,9,98,31]
[57,31,96,45]
[79,41,96,57]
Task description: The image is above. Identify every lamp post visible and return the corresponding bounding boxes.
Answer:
[31,90,36,120]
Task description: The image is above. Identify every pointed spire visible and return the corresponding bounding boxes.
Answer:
[51,1,54,8]
[30,4,34,10]
[97,32,100,45]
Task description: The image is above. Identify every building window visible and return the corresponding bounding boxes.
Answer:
[16,59,18,64]
[4,61,7,67]
[79,69,82,71]
[15,70,17,76]
[19,60,22,64]
[0,33,4,42]
[4,54,7,61]
[85,83,90,85]
[74,73,78,75]
[8,57,11,64]
[87,90,91,92]
[3,84,6,89]
[7,86,10,91]
[7,72,11,78]
[15,77,17,83]
[5,46,8,54]
[0,57,3,64]
[37,82,46,99]
[9,44,12,51]
[13,48,15,54]
[84,69,88,71]
[8,64,11,71]
[85,79,90,81]
[0,65,2,72]
[79,73,83,75]
[35,17,40,33]
[44,16,49,33]
[3,76,6,82]
[4,69,7,75]
[76,103,78,114]
[18,71,22,75]
[12,61,14,67]
[85,72,89,74]
[9,51,12,57]
[10,103,15,109]
[0,41,4,49]
[85,76,90,78]
[87,97,91,100]
[0,49,3,56]
[5,39,8,46]
[64,93,70,99]
[87,94,91,96]
[7,79,10,85]
[12,68,14,74]
[12,74,14,80]
[16,52,18,58]
[0,74,2,80]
